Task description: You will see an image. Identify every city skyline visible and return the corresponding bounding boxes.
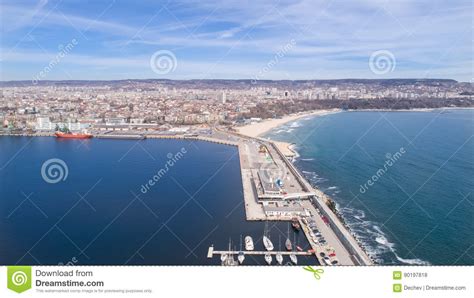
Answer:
[1,0,472,82]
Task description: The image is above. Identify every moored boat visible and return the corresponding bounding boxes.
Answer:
[276,253,283,265]
[238,251,245,264]
[291,217,301,230]
[55,131,93,139]
[244,236,254,251]
[285,238,293,251]
[263,236,274,251]
[220,254,228,262]
[290,253,297,265]
[264,253,272,265]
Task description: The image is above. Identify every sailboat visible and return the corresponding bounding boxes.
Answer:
[289,253,297,265]
[244,236,254,251]
[263,236,274,251]
[238,235,245,264]
[264,253,272,265]
[276,253,283,265]
[238,251,245,264]
[285,223,293,251]
[222,239,238,266]
[276,235,283,265]
[263,221,274,251]
[220,254,228,263]
[289,233,297,264]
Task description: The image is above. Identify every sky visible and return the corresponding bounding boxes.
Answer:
[0,0,472,81]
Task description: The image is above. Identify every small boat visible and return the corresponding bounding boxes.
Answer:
[264,253,272,265]
[296,246,303,252]
[244,236,254,251]
[220,254,228,262]
[290,253,297,265]
[285,223,293,251]
[263,236,274,251]
[222,239,239,266]
[276,253,283,265]
[292,217,301,230]
[238,251,245,264]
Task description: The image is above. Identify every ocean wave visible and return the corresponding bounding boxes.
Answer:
[300,158,315,161]
[394,255,430,265]
[340,209,430,265]
[289,121,302,128]
[288,149,431,264]
[289,144,300,160]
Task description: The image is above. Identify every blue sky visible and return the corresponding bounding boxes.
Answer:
[0,0,472,81]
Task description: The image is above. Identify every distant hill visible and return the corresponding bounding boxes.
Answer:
[0,78,460,88]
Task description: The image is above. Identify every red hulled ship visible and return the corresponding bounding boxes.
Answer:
[55,131,93,139]
[55,126,92,139]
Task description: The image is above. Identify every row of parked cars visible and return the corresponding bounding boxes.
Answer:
[302,216,339,265]
[303,217,327,245]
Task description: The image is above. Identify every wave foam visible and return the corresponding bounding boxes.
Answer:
[341,209,430,265]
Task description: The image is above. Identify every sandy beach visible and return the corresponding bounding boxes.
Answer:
[235,109,340,157]
[236,109,340,138]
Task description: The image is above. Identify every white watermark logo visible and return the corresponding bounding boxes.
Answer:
[150,50,177,75]
[359,147,406,194]
[32,38,78,85]
[369,50,396,75]
[11,271,28,286]
[252,39,296,84]
[259,162,287,187]
[141,148,187,194]
[41,158,69,184]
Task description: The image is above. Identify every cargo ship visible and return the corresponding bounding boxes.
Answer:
[55,127,92,139]
[55,131,93,139]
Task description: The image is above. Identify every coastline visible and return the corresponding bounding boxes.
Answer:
[235,109,341,157]
[235,108,341,138]
[235,107,474,139]
[253,108,474,265]
[233,107,473,157]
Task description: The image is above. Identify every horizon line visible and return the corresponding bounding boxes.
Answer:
[0,78,464,83]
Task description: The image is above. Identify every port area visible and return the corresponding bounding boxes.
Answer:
[2,127,372,265]
[211,129,373,266]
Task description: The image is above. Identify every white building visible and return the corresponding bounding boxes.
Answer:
[35,117,89,131]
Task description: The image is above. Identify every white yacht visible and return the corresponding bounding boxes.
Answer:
[238,251,245,264]
[264,253,272,265]
[263,236,274,251]
[276,253,283,265]
[220,254,228,263]
[244,236,254,251]
[289,253,297,265]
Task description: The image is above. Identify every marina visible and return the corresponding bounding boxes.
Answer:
[0,127,373,266]
[207,247,312,257]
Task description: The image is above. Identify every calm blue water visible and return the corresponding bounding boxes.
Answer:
[0,138,311,265]
[265,109,474,265]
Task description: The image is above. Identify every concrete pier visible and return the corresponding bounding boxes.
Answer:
[2,128,373,265]
[209,249,312,257]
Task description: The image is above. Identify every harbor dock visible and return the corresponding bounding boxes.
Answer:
[207,246,312,258]
[2,128,373,265]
